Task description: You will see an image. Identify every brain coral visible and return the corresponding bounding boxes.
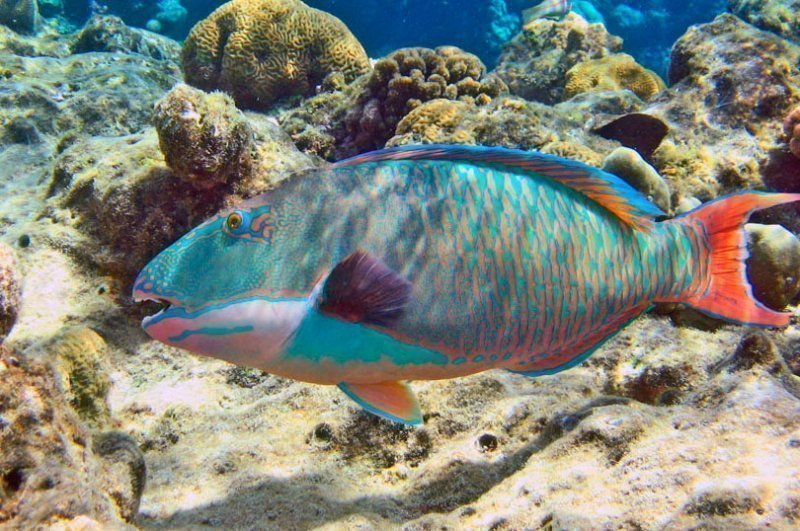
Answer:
[564,53,665,101]
[182,0,370,110]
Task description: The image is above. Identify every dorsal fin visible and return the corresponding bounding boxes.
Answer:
[334,145,665,230]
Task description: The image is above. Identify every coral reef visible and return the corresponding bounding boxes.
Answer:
[181,0,370,110]
[602,147,671,213]
[729,0,800,46]
[745,223,800,310]
[0,242,21,340]
[0,0,37,34]
[564,53,666,101]
[494,12,623,104]
[280,46,508,159]
[153,83,253,189]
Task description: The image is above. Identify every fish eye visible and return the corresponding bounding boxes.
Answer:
[226,212,244,232]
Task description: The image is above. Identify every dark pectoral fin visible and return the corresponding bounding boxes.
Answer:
[338,381,423,425]
[318,250,412,327]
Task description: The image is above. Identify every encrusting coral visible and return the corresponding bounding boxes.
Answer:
[565,53,665,101]
[181,0,370,110]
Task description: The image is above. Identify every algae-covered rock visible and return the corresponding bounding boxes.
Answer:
[783,105,800,159]
[71,14,181,61]
[153,83,253,190]
[0,349,135,527]
[565,53,665,102]
[0,0,37,35]
[494,12,623,104]
[0,242,22,340]
[646,14,800,200]
[92,431,146,522]
[729,0,800,46]
[745,223,800,310]
[182,0,370,110]
[602,147,671,213]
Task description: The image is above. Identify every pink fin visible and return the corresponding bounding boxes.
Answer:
[678,192,800,327]
[338,381,422,425]
[319,250,412,327]
[334,145,664,231]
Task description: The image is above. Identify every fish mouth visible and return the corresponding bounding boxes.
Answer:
[132,289,184,328]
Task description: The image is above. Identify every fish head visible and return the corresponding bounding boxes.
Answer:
[132,203,311,368]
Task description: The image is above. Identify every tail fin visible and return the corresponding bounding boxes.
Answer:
[677,192,800,327]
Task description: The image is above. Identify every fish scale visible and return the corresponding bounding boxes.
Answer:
[134,145,800,424]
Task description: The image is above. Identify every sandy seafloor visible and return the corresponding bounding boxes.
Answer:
[2,0,800,529]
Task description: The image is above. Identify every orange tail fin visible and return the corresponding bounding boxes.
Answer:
[677,192,800,327]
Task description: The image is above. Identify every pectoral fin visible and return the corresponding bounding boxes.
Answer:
[338,381,423,425]
[318,250,412,327]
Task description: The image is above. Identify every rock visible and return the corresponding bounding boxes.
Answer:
[647,14,800,200]
[92,431,146,522]
[745,223,800,310]
[0,0,37,35]
[675,196,701,215]
[71,15,181,61]
[729,0,800,46]
[494,12,623,105]
[0,348,134,528]
[723,331,782,373]
[182,0,370,111]
[602,147,671,212]
[0,242,22,340]
[565,53,666,102]
[153,83,253,190]
[0,48,180,146]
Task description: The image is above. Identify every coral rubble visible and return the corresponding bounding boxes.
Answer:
[181,0,370,111]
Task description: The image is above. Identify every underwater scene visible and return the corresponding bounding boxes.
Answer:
[3,0,800,528]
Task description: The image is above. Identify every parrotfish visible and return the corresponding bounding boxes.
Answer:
[133,145,800,425]
[523,0,572,23]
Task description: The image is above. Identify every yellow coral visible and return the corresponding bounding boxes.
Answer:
[564,53,666,101]
[182,0,370,110]
[392,99,475,145]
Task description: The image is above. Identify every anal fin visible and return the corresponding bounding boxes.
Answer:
[338,381,422,425]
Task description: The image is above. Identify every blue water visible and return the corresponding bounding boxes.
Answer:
[62,0,729,77]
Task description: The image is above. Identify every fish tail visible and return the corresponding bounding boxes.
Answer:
[673,192,800,327]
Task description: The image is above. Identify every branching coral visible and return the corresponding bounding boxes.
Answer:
[565,53,665,101]
[181,0,370,110]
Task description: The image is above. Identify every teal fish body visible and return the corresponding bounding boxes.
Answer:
[133,145,799,424]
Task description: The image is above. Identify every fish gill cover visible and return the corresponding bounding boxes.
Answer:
[2,0,800,529]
